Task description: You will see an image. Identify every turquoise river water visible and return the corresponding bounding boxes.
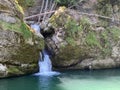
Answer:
[0,69,120,90]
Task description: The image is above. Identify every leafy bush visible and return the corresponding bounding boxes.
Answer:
[55,0,78,7]
[17,0,34,8]
[108,26,120,41]
[86,32,101,49]
[64,18,82,45]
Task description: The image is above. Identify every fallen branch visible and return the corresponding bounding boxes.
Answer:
[24,11,55,20]
[77,11,120,22]
[24,9,120,23]
[68,0,84,9]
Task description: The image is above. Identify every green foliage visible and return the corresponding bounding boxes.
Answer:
[97,0,113,16]
[64,18,82,45]
[8,66,23,74]
[66,37,75,46]
[55,0,78,7]
[80,17,90,26]
[86,31,102,49]
[0,20,32,39]
[58,45,87,61]
[17,0,34,8]
[101,30,112,56]
[109,26,120,41]
[65,19,81,37]
[20,22,32,39]
[63,16,91,46]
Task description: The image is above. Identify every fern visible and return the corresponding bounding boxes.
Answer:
[54,0,78,6]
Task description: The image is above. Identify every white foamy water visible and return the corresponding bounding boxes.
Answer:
[31,24,60,76]
[34,50,60,76]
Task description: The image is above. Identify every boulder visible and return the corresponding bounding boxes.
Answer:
[0,0,44,78]
[45,0,120,70]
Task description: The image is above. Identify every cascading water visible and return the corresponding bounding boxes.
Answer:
[39,51,52,73]
[35,50,60,76]
[31,23,60,76]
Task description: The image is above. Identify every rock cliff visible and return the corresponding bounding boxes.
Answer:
[0,0,44,78]
[45,0,120,70]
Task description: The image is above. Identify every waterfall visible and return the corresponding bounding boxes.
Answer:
[39,51,52,73]
[31,23,60,76]
[35,50,60,76]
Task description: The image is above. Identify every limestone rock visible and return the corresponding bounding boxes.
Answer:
[0,0,44,78]
[45,1,120,70]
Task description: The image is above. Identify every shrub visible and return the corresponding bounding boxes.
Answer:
[55,0,78,7]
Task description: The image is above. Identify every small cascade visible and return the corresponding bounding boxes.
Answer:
[31,23,60,76]
[35,50,60,76]
[39,51,52,73]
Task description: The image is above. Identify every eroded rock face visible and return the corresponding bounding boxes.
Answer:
[46,0,120,70]
[0,0,44,78]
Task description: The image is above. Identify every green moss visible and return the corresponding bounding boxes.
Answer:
[33,35,45,50]
[8,66,23,74]
[11,44,39,64]
[50,7,114,60]
[17,0,35,9]
[109,26,120,41]
[64,16,91,46]
[55,0,79,7]
[20,22,32,39]
[85,31,102,49]
[64,19,81,45]
[100,30,112,56]
[56,45,87,61]
[100,20,108,27]
[97,0,113,16]
[49,6,67,28]
[0,20,32,39]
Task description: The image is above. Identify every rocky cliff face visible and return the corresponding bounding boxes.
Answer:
[0,0,44,78]
[45,0,120,70]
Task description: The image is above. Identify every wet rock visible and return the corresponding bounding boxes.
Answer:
[0,64,8,77]
[0,0,44,78]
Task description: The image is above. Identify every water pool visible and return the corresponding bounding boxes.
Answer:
[0,69,120,90]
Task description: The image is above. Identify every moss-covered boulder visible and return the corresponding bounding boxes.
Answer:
[46,5,120,70]
[0,0,44,78]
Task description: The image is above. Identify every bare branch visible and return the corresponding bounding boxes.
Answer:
[68,0,84,9]
[77,12,120,23]
[38,0,45,22]
[42,0,49,21]
[47,1,57,19]
[49,0,53,8]
[24,11,55,20]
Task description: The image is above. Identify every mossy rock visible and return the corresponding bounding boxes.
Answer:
[0,0,44,78]
[7,66,23,76]
[17,0,35,9]
[47,7,120,69]
[52,45,89,67]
